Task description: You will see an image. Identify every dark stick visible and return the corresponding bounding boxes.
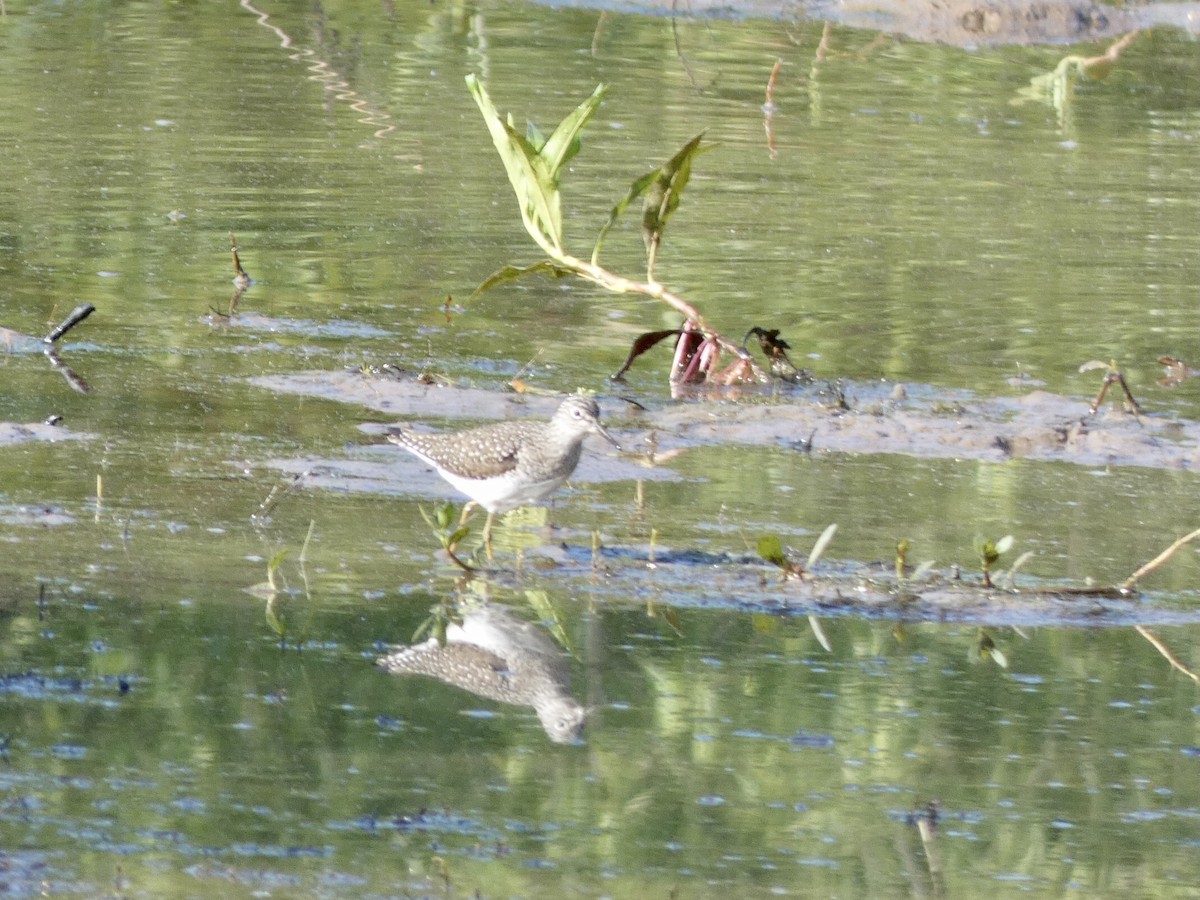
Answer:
[43,304,96,344]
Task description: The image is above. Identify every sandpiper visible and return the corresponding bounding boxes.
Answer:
[387,394,619,544]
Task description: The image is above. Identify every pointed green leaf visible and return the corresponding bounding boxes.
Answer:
[592,168,660,265]
[525,589,573,653]
[411,612,436,643]
[265,597,287,637]
[642,132,709,260]
[417,505,436,529]
[540,82,606,176]
[466,75,564,250]
[468,260,577,302]
[591,131,711,267]
[267,549,290,576]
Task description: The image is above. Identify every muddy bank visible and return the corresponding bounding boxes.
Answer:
[250,370,1200,474]
[545,0,1200,45]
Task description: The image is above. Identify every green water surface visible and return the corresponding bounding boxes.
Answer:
[2,1,1200,897]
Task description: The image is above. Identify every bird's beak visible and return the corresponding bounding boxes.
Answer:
[594,423,621,451]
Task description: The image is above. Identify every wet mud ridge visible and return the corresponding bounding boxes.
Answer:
[252,371,1200,475]
[548,0,1200,45]
[660,387,1200,473]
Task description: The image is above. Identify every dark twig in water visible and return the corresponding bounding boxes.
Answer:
[43,349,91,394]
[43,304,95,344]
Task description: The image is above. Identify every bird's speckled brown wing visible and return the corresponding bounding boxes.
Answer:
[387,421,540,480]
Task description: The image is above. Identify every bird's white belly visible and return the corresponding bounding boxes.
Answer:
[442,470,570,514]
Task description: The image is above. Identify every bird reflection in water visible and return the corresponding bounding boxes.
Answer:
[377,602,586,744]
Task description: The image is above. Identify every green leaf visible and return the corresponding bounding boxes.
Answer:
[591,169,659,266]
[592,132,711,267]
[267,548,289,575]
[525,589,573,653]
[466,75,563,249]
[642,132,710,272]
[411,611,436,643]
[435,501,457,531]
[266,549,290,589]
[757,534,787,568]
[994,535,1015,555]
[468,260,576,302]
[465,76,605,253]
[265,596,287,638]
[540,82,605,175]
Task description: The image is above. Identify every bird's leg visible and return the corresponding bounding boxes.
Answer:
[457,501,478,527]
[482,510,496,560]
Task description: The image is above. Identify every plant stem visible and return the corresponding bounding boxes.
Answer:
[550,248,760,369]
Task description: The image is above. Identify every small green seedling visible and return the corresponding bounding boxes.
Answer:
[975,534,1014,589]
[419,501,476,574]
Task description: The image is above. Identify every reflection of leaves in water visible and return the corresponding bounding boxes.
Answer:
[1011,30,1140,134]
